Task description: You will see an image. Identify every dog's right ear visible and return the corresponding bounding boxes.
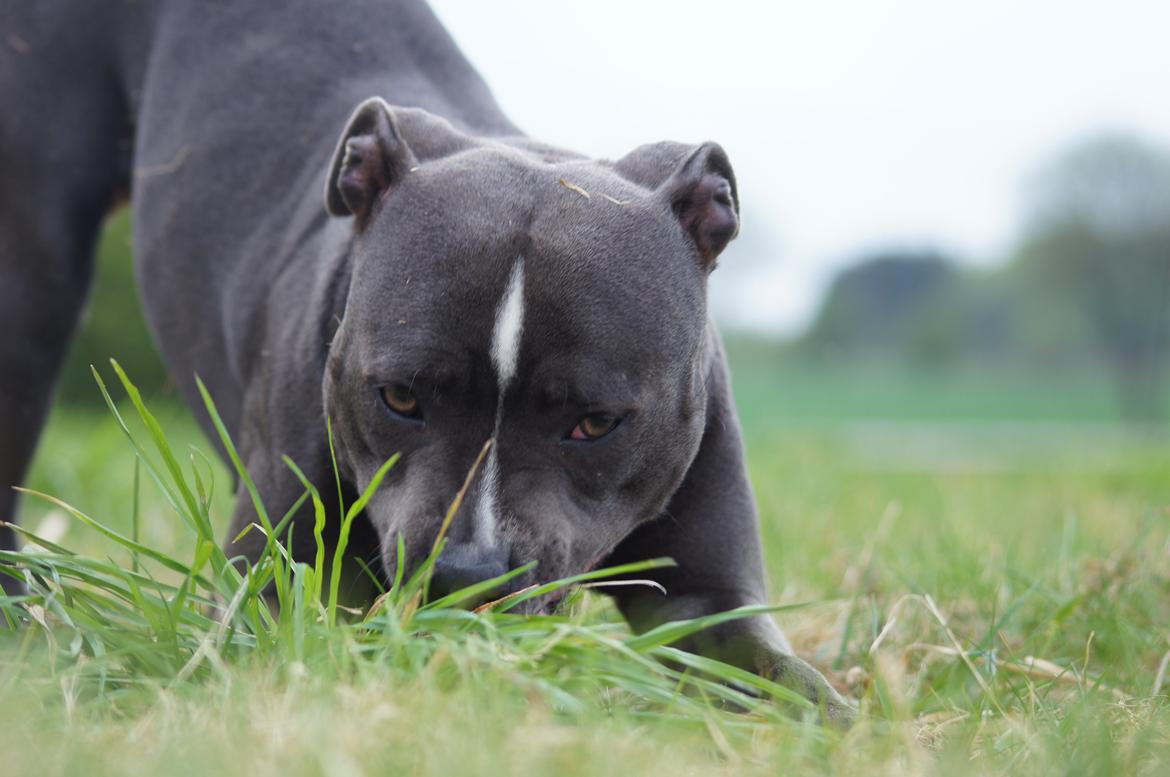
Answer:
[325,97,419,225]
[614,141,740,270]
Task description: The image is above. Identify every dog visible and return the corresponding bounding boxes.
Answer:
[0,0,853,723]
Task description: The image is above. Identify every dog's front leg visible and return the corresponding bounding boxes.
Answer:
[611,585,856,727]
[602,346,855,727]
[222,376,381,608]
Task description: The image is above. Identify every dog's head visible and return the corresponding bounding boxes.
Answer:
[321,98,740,608]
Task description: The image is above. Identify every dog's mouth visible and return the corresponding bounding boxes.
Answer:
[533,589,570,616]
[511,577,670,616]
[467,583,571,616]
[476,547,633,616]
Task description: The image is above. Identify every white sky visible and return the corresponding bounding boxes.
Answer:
[430,0,1170,334]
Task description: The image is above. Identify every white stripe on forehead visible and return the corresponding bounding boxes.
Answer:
[490,258,526,390]
[475,257,525,547]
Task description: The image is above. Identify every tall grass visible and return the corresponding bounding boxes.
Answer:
[0,364,828,737]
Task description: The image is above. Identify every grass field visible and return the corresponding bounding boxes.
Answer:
[2,359,1169,776]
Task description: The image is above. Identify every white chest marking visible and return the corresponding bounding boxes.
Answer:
[476,258,525,546]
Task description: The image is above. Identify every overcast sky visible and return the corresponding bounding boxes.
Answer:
[430,0,1170,334]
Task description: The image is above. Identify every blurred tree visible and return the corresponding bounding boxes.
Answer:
[1018,135,1170,420]
[800,250,965,367]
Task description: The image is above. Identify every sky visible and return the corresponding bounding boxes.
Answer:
[429,0,1170,335]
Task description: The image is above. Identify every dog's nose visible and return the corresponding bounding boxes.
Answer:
[429,542,510,606]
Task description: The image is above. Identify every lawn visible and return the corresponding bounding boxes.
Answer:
[2,359,1168,776]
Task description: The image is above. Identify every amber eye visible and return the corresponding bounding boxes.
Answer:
[569,413,620,441]
[380,385,421,419]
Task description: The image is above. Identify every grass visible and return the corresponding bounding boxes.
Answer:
[2,360,1169,776]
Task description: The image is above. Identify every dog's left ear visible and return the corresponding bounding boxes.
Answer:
[325,97,419,225]
[616,142,740,269]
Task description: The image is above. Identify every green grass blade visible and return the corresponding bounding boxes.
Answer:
[493,558,678,612]
[328,453,399,625]
[624,603,812,652]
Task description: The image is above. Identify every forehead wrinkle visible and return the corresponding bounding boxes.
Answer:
[362,345,465,382]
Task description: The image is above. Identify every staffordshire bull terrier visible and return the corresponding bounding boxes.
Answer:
[0,0,852,723]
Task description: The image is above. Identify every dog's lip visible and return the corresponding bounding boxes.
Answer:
[534,590,569,616]
[475,586,570,616]
[503,549,622,615]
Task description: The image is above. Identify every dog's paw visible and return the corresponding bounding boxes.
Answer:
[763,651,859,730]
[821,692,859,731]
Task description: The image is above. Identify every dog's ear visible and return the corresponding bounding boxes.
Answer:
[660,143,740,269]
[615,141,740,269]
[325,97,419,224]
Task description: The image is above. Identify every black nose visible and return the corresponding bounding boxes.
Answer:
[429,542,510,606]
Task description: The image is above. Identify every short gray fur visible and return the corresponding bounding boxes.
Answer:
[0,0,852,724]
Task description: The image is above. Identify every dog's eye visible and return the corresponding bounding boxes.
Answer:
[568,413,620,441]
[380,385,421,419]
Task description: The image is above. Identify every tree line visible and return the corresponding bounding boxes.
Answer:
[799,134,1170,421]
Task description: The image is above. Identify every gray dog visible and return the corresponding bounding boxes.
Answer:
[0,0,852,723]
